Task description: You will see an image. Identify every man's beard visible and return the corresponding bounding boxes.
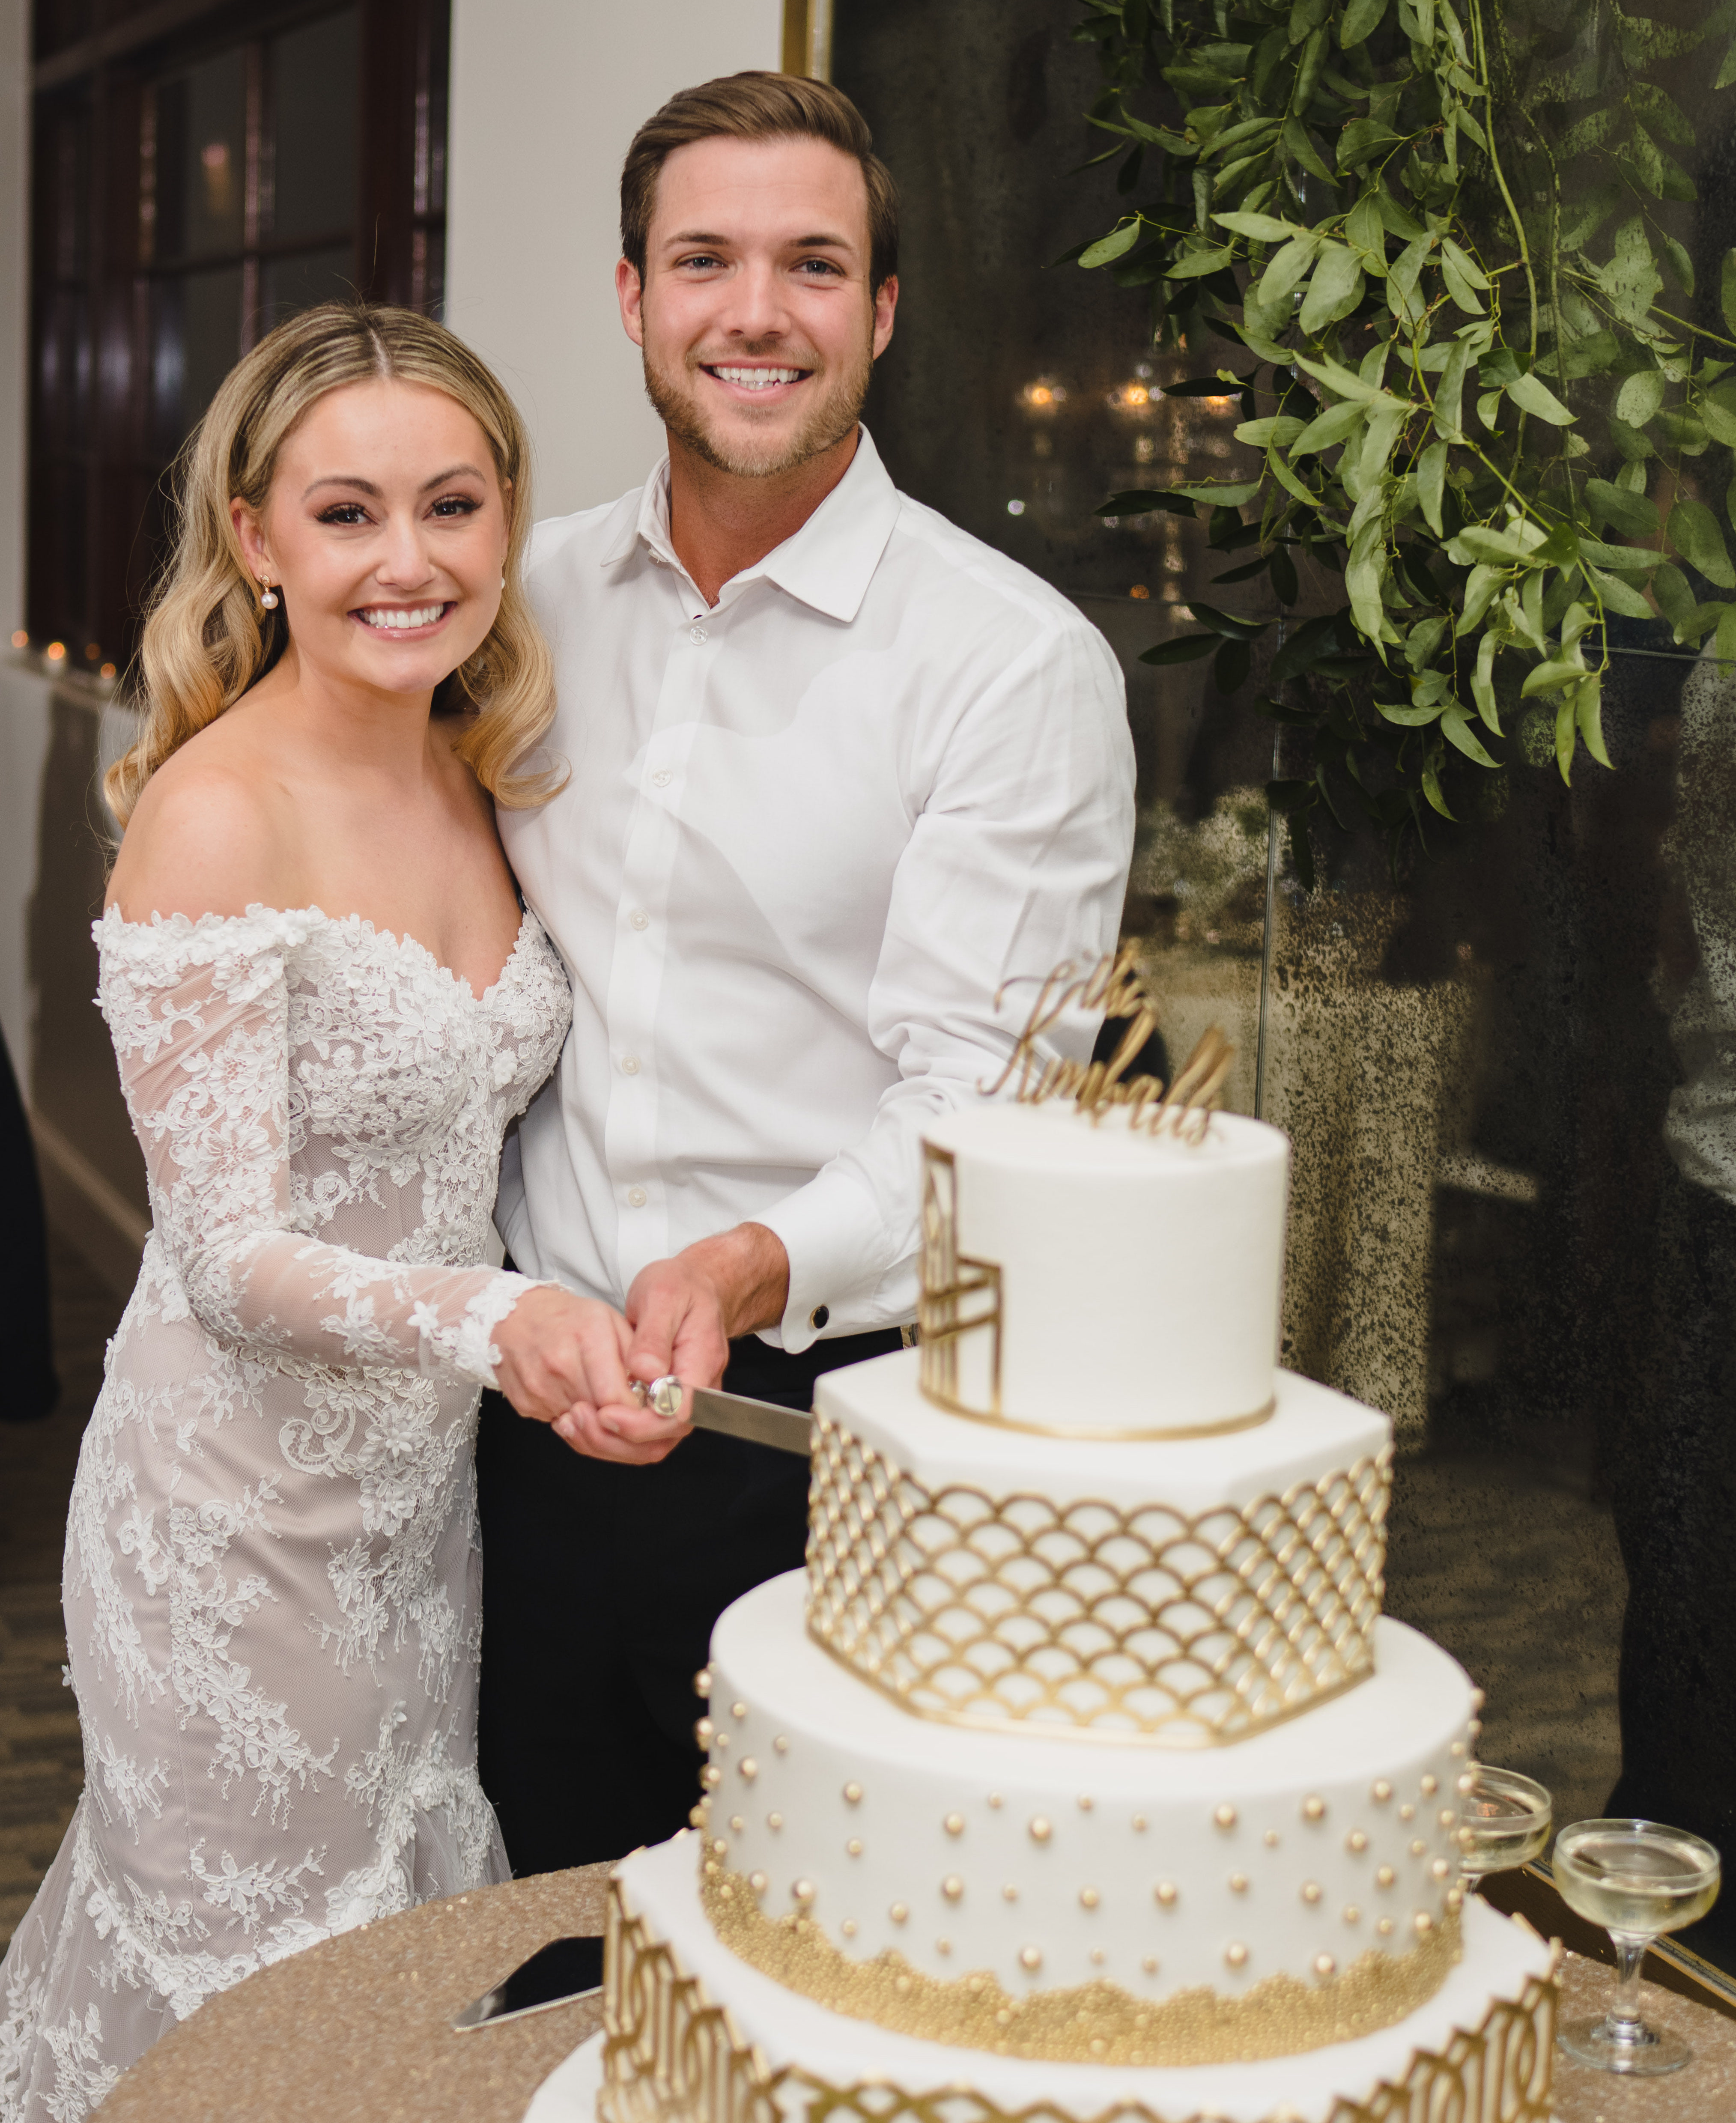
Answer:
[642,334,874,480]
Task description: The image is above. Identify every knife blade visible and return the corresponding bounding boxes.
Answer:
[686,1385,813,1456]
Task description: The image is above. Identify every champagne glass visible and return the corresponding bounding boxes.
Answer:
[1456,1765,1551,1895]
[1553,1818,1721,2076]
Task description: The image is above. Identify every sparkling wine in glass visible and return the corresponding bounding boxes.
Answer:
[1553,1818,1721,2076]
[1457,1765,1551,1894]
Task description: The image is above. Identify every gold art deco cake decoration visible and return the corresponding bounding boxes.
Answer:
[806,1414,1390,1746]
[602,1873,1560,2123]
[919,949,1235,1432]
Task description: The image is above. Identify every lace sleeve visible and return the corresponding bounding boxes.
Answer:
[97,908,543,1390]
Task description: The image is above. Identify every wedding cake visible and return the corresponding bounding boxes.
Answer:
[596,999,1559,2123]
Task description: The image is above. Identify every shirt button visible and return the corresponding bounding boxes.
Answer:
[625,1185,648,1208]
[688,625,709,644]
[811,1304,830,1330]
[620,1054,641,1075]
[629,909,649,930]
[651,768,672,787]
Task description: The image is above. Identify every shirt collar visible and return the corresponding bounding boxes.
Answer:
[600,426,901,624]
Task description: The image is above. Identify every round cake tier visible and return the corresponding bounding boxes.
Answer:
[810,1353,1391,1746]
[604,1833,1559,2123]
[917,1104,1287,1436]
[701,1576,1478,2062]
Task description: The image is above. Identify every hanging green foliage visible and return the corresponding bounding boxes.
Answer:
[1071,0,1736,880]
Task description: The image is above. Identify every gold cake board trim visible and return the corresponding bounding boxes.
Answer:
[601,1873,1561,2123]
[699,1863,1460,2068]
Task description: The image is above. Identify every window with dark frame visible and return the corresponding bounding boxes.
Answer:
[22,0,450,678]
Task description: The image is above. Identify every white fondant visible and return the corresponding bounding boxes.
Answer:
[525,2029,603,2123]
[708,1577,1473,2006]
[622,1833,1557,2123]
[920,1104,1289,1433]
[816,1349,1389,1515]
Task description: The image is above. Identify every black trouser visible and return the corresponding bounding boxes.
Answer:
[1606,1160,1736,1962]
[476,1325,904,1876]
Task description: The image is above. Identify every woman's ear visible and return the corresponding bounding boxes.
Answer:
[230,498,269,581]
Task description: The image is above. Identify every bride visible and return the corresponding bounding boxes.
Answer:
[0,304,680,2123]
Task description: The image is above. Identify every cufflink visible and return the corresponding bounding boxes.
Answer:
[811,1305,830,1331]
[629,1375,684,1418]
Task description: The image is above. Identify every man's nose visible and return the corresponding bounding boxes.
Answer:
[717,258,791,342]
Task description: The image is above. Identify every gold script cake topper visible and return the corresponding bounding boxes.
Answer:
[983,946,1233,1140]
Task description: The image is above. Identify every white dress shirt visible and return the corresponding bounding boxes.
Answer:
[495,427,1135,1352]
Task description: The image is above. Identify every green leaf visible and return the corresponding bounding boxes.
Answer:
[1701,383,1736,447]
[1235,415,1307,445]
[1506,373,1575,426]
[1096,490,1193,518]
[1584,561,1657,620]
[1378,699,1444,726]
[1422,757,1455,818]
[1292,399,1368,453]
[1719,35,1736,92]
[1439,247,1485,315]
[1340,0,1388,45]
[1440,238,1489,289]
[1283,115,1337,183]
[1555,694,1577,783]
[1652,563,1697,631]
[1521,658,1586,697]
[1417,439,1447,535]
[1716,602,1736,673]
[1345,517,1388,644]
[1214,638,1253,691]
[1595,218,1665,328]
[1166,480,1264,507]
[1456,564,1506,635]
[1299,242,1366,334]
[1615,370,1666,427]
[1663,237,1695,297]
[1258,233,1324,308]
[1448,525,1538,565]
[1668,498,1736,589]
[1434,338,1471,439]
[1080,220,1144,268]
[1442,708,1500,768]
[1214,212,1306,243]
[1184,601,1270,641]
[1575,675,1612,770]
[1584,477,1659,541]
[1137,634,1218,665]
[1271,545,1300,603]
[1578,537,1662,574]
[1471,632,1501,732]
[1338,118,1405,169]
[1166,245,1238,280]
[1345,192,1386,265]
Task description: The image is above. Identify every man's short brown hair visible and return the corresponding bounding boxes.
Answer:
[620,72,899,293]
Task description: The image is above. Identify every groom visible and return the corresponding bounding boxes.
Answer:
[478,71,1135,1874]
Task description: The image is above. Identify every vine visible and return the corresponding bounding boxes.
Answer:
[1070,0,1736,879]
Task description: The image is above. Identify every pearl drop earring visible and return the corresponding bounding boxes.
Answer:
[259,579,279,611]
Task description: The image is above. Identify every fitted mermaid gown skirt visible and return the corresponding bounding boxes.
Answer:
[0,905,571,2123]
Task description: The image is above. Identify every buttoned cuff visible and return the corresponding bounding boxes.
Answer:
[753,1168,890,1355]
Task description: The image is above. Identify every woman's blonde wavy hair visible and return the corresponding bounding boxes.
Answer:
[105,301,559,826]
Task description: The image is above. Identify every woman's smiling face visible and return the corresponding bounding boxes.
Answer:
[232,377,511,699]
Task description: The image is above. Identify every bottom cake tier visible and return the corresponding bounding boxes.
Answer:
[600,1833,1559,2123]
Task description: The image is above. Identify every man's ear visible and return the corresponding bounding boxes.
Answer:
[616,256,647,349]
[871,275,898,361]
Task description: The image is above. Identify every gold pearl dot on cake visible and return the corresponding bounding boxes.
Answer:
[701,1765,722,1789]
[1078,1795,1094,1811]
[1399,1804,1416,1822]
[1450,1741,1467,1758]
[944,1813,965,1837]
[1420,1774,1438,1797]
[1029,1817,1052,1843]
[1225,1943,1248,1969]
[1439,1809,1457,1828]
[1410,1839,1427,1858]
[943,1875,964,1901]
[937,1938,952,1956]
[1376,1864,1396,1887]
[1003,1884,1018,1901]
[841,1918,857,1937]
[1132,1814,1147,1831]
[846,1838,863,1857]
[1377,1916,1394,1935]
[1229,1873,1248,1894]
[730,1816,744,1833]
[792,1879,814,1905]
[1432,1858,1450,1880]
[731,1701,747,1720]
[695,1717,715,1746]
[1263,1829,1280,1848]
[749,1872,768,1894]
[1142,1954,1158,1975]
[1080,1887,1100,1908]
[1470,1688,1486,1713]
[1343,1906,1361,1924]
[1314,1954,1336,1978]
[1214,1804,1237,1830]
[739,1759,758,1782]
[1020,1946,1042,1971]
[710,1838,728,1858]
[1372,1780,1393,1803]
[774,1735,790,1754]
[1301,1881,1322,1904]
[693,1667,713,1697]
[889,1902,908,1924]
[1447,1885,1465,1912]
[988,1794,1003,1809]
[1468,1718,1482,1740]
[1345,1831,1368,1853]
[843,1782,863,1805]
[714,1731,731,1752]
[1302,1795,1325,1822]
[767,1812,782,1830]
[1414,1911,1434,1935]
[1155,1883,1178,1906]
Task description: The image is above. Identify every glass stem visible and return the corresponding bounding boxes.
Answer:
[1607,1933,1650,2041]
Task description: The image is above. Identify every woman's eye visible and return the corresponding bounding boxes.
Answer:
[431,495,481,518]
[317,503,370,526]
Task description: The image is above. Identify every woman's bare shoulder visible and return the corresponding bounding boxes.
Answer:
[107,719,295,924]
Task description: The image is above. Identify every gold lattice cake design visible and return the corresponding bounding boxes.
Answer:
[805,1416,1390,1747]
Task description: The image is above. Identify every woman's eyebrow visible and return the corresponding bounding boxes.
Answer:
[300,465,485,501]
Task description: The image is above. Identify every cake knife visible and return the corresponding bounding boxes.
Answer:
[629,1375,811,1456]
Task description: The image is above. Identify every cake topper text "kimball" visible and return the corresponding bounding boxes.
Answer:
[982,947,1234,1138]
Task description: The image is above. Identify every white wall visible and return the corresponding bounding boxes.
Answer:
[446,0,783,522]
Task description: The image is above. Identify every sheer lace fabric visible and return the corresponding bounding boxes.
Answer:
[0,904,571,2123]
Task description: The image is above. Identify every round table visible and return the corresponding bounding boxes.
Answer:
[103,1870,1736,2123]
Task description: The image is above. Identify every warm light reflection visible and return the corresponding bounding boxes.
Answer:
[1129,584,1150,599]
[9,630,26,649]
[1019,379,1067,411]
[201,140,233,216]
[45,641,66,661]
[100,662,117,680]
[1110,382,1153,411]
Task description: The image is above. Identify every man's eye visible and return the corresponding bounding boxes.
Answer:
[680,253,722,271]
[317,504,369,525]
[431,495,480,518]
[796,258,844,277]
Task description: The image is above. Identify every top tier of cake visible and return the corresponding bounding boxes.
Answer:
[919,1103,1288,1437]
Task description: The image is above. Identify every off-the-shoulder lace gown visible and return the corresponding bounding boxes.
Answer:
[0,903,571,2123]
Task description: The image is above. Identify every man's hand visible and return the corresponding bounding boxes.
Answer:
[623,1223,791,1412]
[493,1285,686,1465]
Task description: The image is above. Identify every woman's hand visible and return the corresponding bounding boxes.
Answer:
[492,1285,689,1464]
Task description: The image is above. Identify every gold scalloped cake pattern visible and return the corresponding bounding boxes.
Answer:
[600,1876,1560,2123]
[805,1415,1392,1746]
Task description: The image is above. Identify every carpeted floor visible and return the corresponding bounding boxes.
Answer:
[0,1231,1630,1958]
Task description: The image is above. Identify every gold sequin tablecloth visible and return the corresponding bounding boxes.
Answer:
[101,1867,1736,2123]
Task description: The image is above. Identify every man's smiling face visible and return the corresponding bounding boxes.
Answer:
[619,133,897,480]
